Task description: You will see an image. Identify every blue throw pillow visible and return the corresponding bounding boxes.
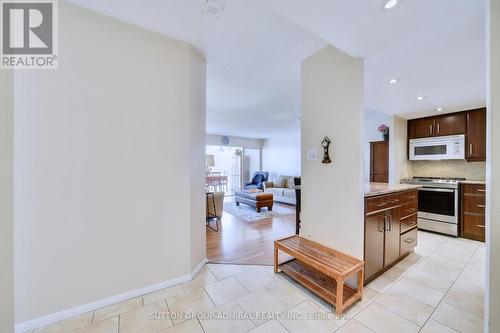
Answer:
[252,174,263,184]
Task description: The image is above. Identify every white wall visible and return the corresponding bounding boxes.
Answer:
[0,71,14,333]
[206,134,263,149]
[364,109,391,181]
[262,131,301,180]
[487,0,500,331]
[301,45,364,259]
[389,116,413,184]
[14,2,206,325]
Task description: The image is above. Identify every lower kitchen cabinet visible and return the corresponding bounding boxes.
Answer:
[364,189,418,283]
[461,184,486,242]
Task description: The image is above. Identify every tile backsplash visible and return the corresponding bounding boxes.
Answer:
[412,160,486,180]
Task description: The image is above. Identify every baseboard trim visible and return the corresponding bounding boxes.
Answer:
[15,257,208,333]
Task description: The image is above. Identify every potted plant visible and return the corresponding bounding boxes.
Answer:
[378,124,389,141]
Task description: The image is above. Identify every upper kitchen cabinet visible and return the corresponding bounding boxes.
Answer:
[466,108,486,162]
[434,113,466,136]
[408,117,436,139]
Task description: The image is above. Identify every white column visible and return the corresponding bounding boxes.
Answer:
[301,45,365,259]
[486,0,500,331]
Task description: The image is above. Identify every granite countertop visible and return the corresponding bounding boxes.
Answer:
[460,180,486,185]
[365,183,422,197]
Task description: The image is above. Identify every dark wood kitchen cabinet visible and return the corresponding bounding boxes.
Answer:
[408,113,466,139]
[466,108,486,162]
[434,113,466,136]
[364,189,418,283]
[461,184,486,242]
[408,118,436,139]
[370,141,389,183]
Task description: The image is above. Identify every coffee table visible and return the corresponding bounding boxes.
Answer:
[235,189,273,213]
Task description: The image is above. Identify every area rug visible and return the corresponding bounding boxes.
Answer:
[223,202,295,222]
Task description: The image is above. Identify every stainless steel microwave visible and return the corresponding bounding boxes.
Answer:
[409,135,465,161]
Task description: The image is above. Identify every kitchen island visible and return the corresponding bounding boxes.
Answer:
[364,183,421,283]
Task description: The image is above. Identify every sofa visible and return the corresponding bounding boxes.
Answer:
[244,171,269,190]
[263,176,300,205]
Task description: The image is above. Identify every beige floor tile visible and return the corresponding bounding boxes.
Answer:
[236,288,289,326]
[415,257,463,280]
[452,277,484,298]
[392,278,445,307]
[71,317,118,333]
[420,319,459,333]
[432,302,484,333]
[182,267,217,291]
[203,277,248,307]
[158,319,204,333]
[120,301,173,333]
[249,320,288,333]
[375,290,434,326]
[367,276,396,293]
[335,319,374,333]
[442,287,484,318]
[93,298,143,322]
[257,265,276,276]
[404,267,454,293]
[278,301,339,333]
[381,266,406,281]
[394,253,423,271]
[355,303,419,333]
[198,303,255,333]
[34,312,93,333]
[234,269,276,292]
[166,288,215,324]
[207,264,244,280]
[143,285,184,306]
[265,279,305,308]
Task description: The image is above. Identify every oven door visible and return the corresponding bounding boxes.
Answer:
[418,187,458,224]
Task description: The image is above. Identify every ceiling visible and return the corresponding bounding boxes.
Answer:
[67,0,486,138]
[67,0,327,138]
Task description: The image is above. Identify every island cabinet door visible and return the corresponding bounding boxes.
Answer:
[384,207,401,267]
[364,212,385,281]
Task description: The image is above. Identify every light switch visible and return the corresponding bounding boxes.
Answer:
[307,149,317,161]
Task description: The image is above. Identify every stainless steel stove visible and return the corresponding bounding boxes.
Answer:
[402,177,465,236]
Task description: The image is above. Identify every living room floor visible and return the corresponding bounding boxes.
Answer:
[206,198,296,265]
[30,231,484,333]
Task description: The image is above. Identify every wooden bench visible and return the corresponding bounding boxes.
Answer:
[274,235,364,314]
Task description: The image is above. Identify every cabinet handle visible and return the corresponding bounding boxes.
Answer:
[387,214,392,232]
[379,216,385,233]
[477,225,485,229]
[478,189,486,193]
[469,143,473,156]
[478,204,486,208]
[437,123,440,134]
[405,238,416,243]
[376,202,387,207]
[406,195,416,199]
[429,125,433,135]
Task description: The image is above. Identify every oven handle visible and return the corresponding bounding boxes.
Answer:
[417,187,455,193]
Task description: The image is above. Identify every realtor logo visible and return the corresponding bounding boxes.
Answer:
[1,0,58,69]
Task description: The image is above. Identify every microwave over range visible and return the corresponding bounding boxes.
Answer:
[409,134,465,161]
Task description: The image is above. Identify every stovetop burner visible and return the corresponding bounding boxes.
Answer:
[402,176,465,188]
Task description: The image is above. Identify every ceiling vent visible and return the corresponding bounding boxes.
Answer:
[201,0,226,20]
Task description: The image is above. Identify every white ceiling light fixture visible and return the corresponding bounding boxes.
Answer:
[201,0,226,20]
[384,0,399,10]
[436,107,445,112]
[416,96,425,101]
[388,78,400,84]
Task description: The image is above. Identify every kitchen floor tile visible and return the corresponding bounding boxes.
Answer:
[198,302,255,333]
[93,298,143,322]
[236,288,289,326]
[355,303,419,333]
[335,319,375,333]
[367,276,396,293]
[182,267,218,291]
[119,301,173,333]
[442,287,484,318]
[234,268,276,292]
[375,289,434,326]
[34,312,93,333]
[391,278,445,307]
[265,279,305,308]
[420,319,459,333]
[71,317,118,333]
[166,288,215,324]
[248,320,288,333]
[158,319,204,333]
[404,267,454,293]
[203,277,248,307]
[278,301,340,333]
[143,285,184,306]
[431,302,484,333]
[207,264,244,280]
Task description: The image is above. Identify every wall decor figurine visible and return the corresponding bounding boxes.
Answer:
[321,136,332,164]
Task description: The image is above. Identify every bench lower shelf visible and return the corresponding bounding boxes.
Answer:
[279,259,361,312]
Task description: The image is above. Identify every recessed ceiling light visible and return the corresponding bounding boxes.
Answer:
[384,0,399,10]
[436,107,444,112]
[388,78,400,84]
[416,96,425,101]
